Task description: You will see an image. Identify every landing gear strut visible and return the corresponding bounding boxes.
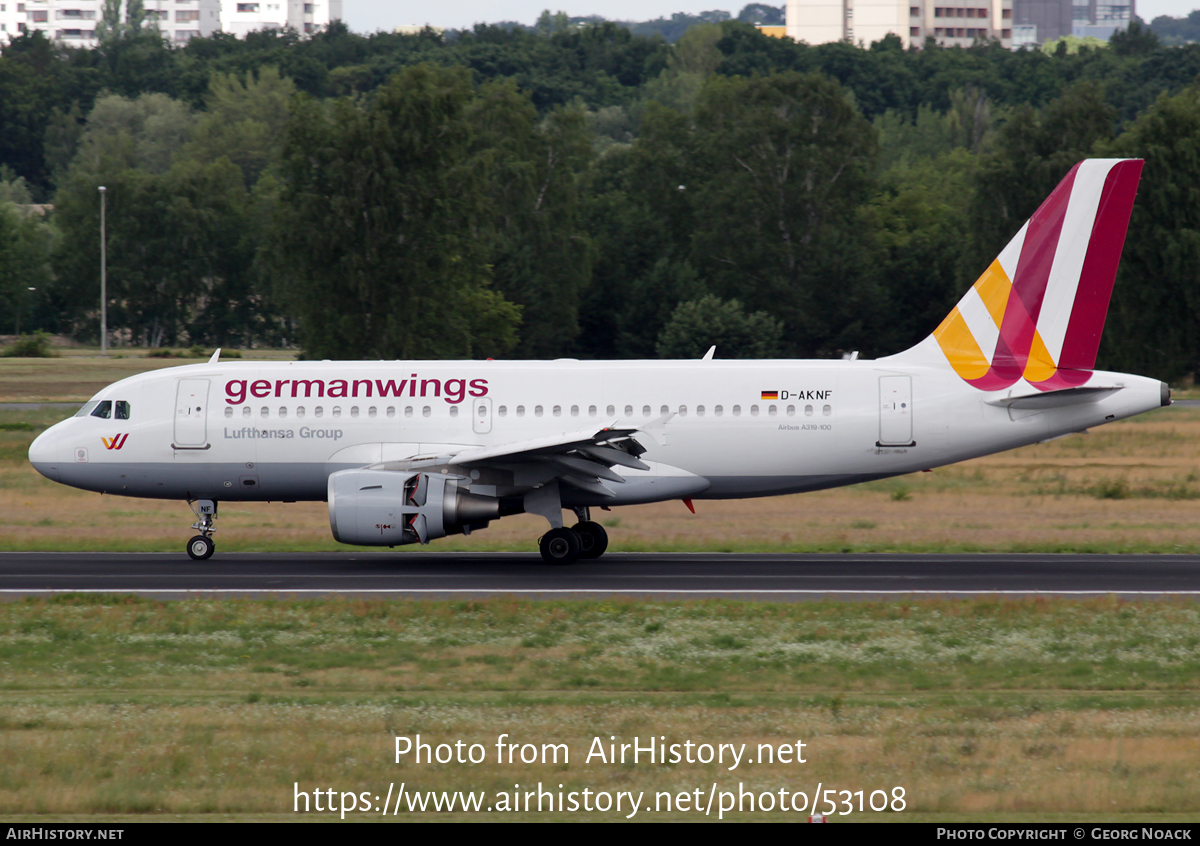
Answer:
[186,499,217,560]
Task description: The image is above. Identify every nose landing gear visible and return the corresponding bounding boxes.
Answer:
[186,499,217,560]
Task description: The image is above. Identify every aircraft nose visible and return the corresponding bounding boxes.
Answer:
[28,428,61,483]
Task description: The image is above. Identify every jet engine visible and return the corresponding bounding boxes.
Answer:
[327,468,505,546]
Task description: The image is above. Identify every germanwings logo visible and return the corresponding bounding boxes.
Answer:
[932,159,1142,392]
[101,434,129,450]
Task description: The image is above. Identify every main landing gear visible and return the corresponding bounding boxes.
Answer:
[186,499,217,560]
[538,508,609,565]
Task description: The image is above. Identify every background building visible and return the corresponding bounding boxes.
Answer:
[222,0,342,38]
[1011,0,1071,43]
[787,0,1013,48]
[0,0,341,46]
[1071,0,1133,39]
[0,1,25,41]
[10,0,220,46]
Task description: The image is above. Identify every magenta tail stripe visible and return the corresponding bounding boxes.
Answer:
[1058,160,1144,372]
[997,163,1079,372]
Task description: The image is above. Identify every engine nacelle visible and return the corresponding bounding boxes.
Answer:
[327,468,501,547]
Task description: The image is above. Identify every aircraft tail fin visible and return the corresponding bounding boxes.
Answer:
[883,158,1143,391]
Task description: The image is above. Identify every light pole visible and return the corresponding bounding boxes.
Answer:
[99,185,107,354]
[16,287,35,336]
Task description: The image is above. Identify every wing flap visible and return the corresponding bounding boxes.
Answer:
[448,425,644,466]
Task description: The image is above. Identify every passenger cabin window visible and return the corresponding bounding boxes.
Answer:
[315,406,325,417]
[733,405,742,416]
[242,407,251,418]
[823,404,832,416]
[715,405,724,416]
[498,405,507,417]
[697,405,705,416]
[225,407,233,418]
[805,405,814,416]
[422,406,431,417]
[570,405,579,417]
[298,407,306,418]
[449,406,459,418]
[260,407,269,418]
[386,407,395,418]
[624,405,633,416]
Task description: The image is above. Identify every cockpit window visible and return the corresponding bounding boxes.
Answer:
[115,401,130,420]
[90,401,112,419]
[75,401,100,418]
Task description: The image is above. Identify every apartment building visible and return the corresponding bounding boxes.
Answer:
[0,2,23,41]
[1,0,340,46]
[786,0,1014,48]
[222,0,341,38]
[10,0,219,46]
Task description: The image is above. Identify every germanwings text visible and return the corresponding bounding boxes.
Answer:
[225,376,489,406]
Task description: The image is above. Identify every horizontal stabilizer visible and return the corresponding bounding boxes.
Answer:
[984,385,1122,409]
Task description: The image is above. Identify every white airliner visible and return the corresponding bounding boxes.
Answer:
[28,158,1169,564]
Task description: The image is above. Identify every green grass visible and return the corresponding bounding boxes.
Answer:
[0,596,1199,819]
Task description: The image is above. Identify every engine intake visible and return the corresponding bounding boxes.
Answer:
[328,468,502,546]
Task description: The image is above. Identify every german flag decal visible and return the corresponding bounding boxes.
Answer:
[760,391,779,400]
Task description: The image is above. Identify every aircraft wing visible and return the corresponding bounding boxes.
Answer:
[372,425,652,500]
[447,426,650,499]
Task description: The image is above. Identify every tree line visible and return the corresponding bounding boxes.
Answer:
[2,18,1200,380]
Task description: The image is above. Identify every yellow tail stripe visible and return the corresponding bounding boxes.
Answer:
[933,307,991,381]
[1023,329,1058,383]
[973,259,1012,328]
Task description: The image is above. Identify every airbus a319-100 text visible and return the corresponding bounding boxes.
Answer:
[28,158,1170,564]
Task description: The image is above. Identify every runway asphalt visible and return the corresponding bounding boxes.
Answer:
[1,551,1199,600]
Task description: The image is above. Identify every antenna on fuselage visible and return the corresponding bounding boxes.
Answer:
[702,346,716,361]
[208,348,221,364]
